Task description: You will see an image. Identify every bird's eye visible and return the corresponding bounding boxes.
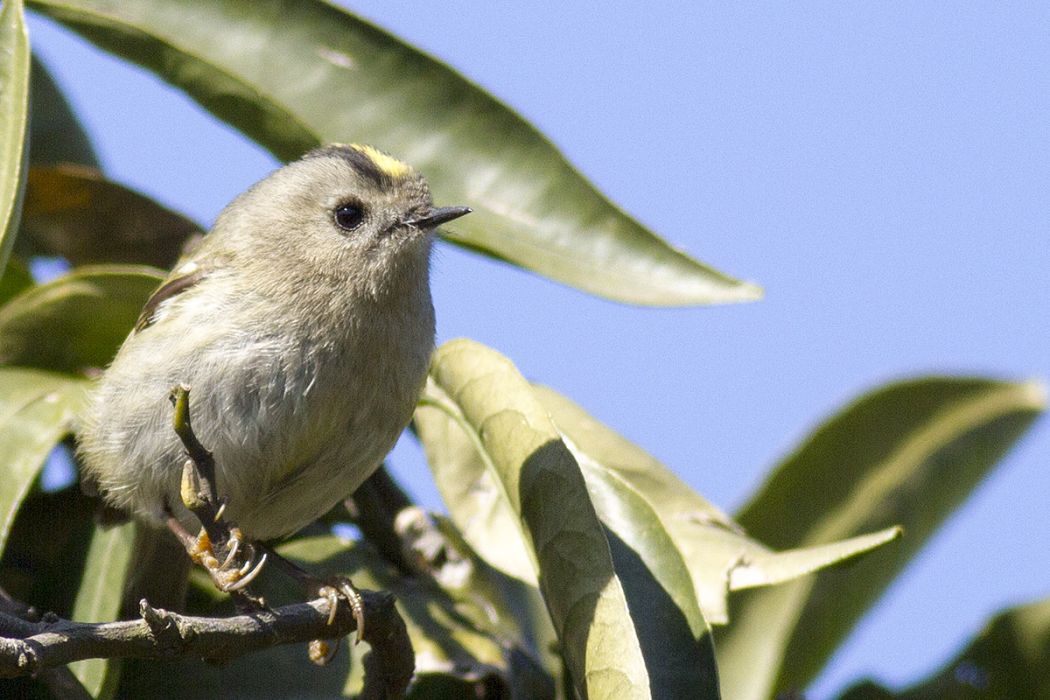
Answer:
[334,203,365,231]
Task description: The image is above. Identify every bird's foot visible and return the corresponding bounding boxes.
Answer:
[188,526,268,593]
[258,544,366,644]
[166,517,268,603]
[315,578,366,643]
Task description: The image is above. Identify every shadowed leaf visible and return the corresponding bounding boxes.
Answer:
[68,520,135,699]
[419,339,731,698]
[0,368,87,557]
[716,377,1047,700]
[0,265,163,373]
[29,0,760,307]
[576,461,719,697]
[21,164,201,267]
[0,257,32,304]
[405,509,561,691]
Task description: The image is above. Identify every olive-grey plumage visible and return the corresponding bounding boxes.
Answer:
[77,145,467,540]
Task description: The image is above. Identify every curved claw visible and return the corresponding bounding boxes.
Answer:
[237,550,256,577]
[224,552,267,592]
[339,581,365,644]
[318,586,340,626]
[220,536,241,570]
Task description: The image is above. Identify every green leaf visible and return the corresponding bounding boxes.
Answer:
[21,165,202,267]
[576,461,720,697]
[415,386,536,586]
[429,382,899,627]
[28,53,100,167]
[0,483,98,619]
[68,520,135,699]
[0,367,87,557]
[724,528,900,591]
[29,0,761,307]
[836,596,1050,700]
[419,339,727,699]
[716,377,1047,700]
[542,385,899,619]
[0,0,30,277]
[421,340,651,698]
[0,265,163,373]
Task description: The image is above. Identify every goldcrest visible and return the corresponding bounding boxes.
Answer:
[77,144,469,540]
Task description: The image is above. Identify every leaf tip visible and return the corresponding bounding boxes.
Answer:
[684,277,763,307]
[1018,379,1048,411]
[737,281,764,302]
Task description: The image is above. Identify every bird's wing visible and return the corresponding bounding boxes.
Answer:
[134,264,208,332]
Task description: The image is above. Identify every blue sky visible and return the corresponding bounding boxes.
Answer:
[24,3,1050,696]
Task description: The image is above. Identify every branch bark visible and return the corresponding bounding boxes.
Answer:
[0,590,411,696]
[0,587,92,699]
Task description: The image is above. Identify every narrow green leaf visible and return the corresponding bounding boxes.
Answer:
[0,0,30,276]
[726,527,901,591]
[0,265,163,373]
[69,520,135,699]
[28,53,100,167]
[0,367,87,557]
[716,377,1047,700]
[576,461,720,697]
[421,339,656,698]
[535,385,900,625]
[836,596,1050,700]
[30,0,760,307]
[21,165,202,267]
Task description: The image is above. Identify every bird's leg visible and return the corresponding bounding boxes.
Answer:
[169,385,223,538]
[165,384,368,658]
[166,385,267,601]
[256,542,366,644]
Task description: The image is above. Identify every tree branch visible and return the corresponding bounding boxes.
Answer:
[0,590,410,679]
[0,586,92,699]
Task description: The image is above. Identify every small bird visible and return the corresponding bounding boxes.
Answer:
[77,144,469,550]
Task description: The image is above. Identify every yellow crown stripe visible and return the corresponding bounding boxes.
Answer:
[349,144,412,178]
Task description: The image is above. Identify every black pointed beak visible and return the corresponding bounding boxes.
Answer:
[404,205,472,230]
